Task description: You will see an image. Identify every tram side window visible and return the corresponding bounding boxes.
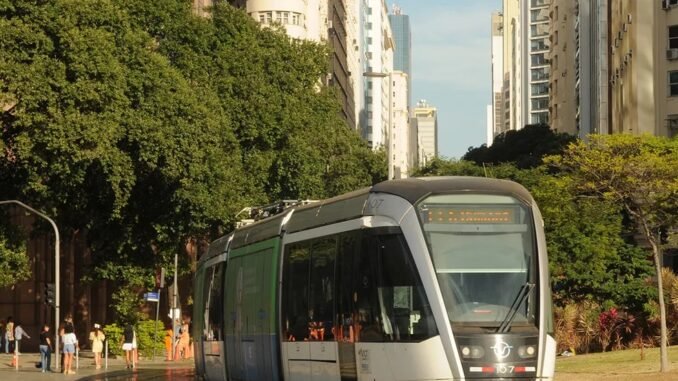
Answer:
[205,263,224,341]
[309,237,337,341]
[356,232,438,342]
[282,243,311,341]
[335,232,359,342]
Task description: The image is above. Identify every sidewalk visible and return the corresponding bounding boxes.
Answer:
[0,352,194,380]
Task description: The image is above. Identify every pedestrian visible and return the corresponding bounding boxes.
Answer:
[5,316,14,354]
[61,323,78,375]
[89,323,105,369]
[0,319,4,353]
[14,321,30,354]
[39,324,53,373]
[164,323,174,361]
[121,324,135,369]
[59,313,74,369]
[174,319,190,360]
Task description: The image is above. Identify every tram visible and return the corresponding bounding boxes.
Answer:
[193,177,556,380]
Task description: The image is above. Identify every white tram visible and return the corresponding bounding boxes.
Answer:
[194,177,556,380]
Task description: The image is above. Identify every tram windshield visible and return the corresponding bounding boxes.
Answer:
[417,194,537,330]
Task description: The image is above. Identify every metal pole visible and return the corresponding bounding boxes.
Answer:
[153,288,161,360]
[172,253,179,360]
[104,340,108,369]
[0,200,60,370]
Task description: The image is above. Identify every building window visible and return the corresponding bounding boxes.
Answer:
[531,67,550,81]
[531,0,548,6]
[531,98,549,110]
[531,38,548,51]
[367,22,372,30]
[670,26,678,49]
[259,13,265,23]
[530,8,548,23]
[282,12,290,25]
[367,37,373,45]
[669,71,678,96]
[531,53,547,66]
[531,23,549,37]
[292,13,300,25]
[531,83,549,96]
[265,11,272,24]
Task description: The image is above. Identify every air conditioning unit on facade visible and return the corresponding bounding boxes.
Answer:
[667,48,678,60]
[663,0,670,10]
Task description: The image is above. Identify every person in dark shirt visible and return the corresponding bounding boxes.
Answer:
[39,324,52,372]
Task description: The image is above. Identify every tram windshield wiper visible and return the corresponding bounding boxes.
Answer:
[497,282,535,333]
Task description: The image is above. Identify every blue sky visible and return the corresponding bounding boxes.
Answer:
[395,0,501,159]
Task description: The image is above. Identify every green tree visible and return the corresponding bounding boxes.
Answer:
[1,0,383,304]
[547,134,678,371]
[463,124,577,169]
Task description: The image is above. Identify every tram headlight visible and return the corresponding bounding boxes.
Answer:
[460,345,485,359]
[518,345,537,358]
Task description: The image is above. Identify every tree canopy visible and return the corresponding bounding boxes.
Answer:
[0,0,384,307]
[463,124,577,169]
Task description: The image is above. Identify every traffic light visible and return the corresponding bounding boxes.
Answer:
[44,283,55,307]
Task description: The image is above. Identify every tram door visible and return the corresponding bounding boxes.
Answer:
[225,245,280,381]
[203,262,227,381]
[282,233,360,381]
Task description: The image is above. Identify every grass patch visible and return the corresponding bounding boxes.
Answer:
[556,346,678,380]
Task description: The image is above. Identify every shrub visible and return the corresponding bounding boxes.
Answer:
[103,320,165,358]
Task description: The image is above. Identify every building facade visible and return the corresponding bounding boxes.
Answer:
[549,0,609,138]
[521,0,551,126]
[391,71,411,178]
[389,5,412,112]
[489,11,504,144]
[414,100,438,166]
[363,0,395,149]
[609,0,676,137]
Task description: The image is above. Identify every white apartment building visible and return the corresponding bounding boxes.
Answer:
[489,11,504,145]
[362,0,395,149]
[500,0,551,136]
[391,71,410,178]
[414,100,438,166]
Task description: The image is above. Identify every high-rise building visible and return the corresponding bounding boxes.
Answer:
[489,11,504,145]
[389,5,412,112]
[549,0,608,138]
[549,0,676,139]
[391,71,411,178]
[608,0,676,137]
[414,100,438,166]
[499,0,551,137]
[362,0,395,149]
[501,0,522,133]
[522,0,550,126]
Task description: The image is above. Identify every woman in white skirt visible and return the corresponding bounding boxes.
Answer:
[121,324,135,369]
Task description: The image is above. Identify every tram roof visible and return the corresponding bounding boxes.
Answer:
[371,176,534,205]
[227,176,534,250]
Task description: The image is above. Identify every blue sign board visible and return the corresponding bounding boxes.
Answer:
[144,292,159,302]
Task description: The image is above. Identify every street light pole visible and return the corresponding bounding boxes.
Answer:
[364,71,394,180]
[0,200,60,370]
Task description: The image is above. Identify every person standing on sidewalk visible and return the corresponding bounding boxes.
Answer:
[39,324,53,373]
[62,323,78,375]
[5,317,14,353]
[122,324,135,369]
[89,324,105,369]
[14,321,30,354]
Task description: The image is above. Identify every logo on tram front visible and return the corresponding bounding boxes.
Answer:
[491,341,513,359]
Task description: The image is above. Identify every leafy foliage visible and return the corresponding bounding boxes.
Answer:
[103,320,165,357]
[463,124,577,169]
[0,0,383,304]
[0,220,30,287]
